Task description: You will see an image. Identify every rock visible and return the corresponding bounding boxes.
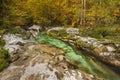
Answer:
[27,25,44,39]
[3,34,26,53]
[106,46,116,52]
[55,55,65,61]
[66,28,79,35]
[1,27,119,80]
[57,62,68,70]
[47,27,120,69]
[0,43,107,80]
[49,60,56,65]
[22,56,29,60]
[11,55,20,62]
[29,25,42,32]
[16,42,25,46]
[28,45,35,50]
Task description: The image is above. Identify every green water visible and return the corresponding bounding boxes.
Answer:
[36,33,120,80]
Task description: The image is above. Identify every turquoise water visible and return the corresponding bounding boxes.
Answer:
[36,33,120,80]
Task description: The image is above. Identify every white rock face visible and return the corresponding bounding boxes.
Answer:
[106,46,116,52]
[29,25,41,32]
[20,62,58,80]
[47,27,64,32]
[3,34,26,53]
[66,28,79,35]
[48,27,79,35]
[3,34,25,44]
[28,25,42,38]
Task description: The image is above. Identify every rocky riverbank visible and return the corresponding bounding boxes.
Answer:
[0,26,120,80]
[0,42,106,80]
[47,27,120,69]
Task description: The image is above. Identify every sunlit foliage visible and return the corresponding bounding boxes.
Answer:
[1,0,120,27]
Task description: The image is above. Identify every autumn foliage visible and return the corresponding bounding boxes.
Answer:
[1,0,120,28]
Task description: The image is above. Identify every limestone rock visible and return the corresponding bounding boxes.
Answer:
[47,27,120,68]
[0,43,106,80]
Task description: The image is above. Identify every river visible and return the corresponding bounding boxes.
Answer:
[36,33,120,80]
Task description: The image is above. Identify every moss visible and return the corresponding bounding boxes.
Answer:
[0,58,9,71]
[47,29,69,38]
[0,39,6,47]
[79,27,120,44]
[0,49,10,59]
[75,39,83,47]
[14,26,23,33]
[0,39,11,71]
[0,29,5,35]
[8,26,23,34]
[47,30,59,37]
[0,49,10,71]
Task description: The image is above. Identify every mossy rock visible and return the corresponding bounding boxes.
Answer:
[47,28,69,38]
[0,45,10,71]
[0,49,10,59]
[0,58,9,71]
[47,30,59,37]
[0,39,6,47]
[93,46,107,55]
[93,48,103,55]
[75,39,84,47]
[0,29,5,35]
[66,34,74,40]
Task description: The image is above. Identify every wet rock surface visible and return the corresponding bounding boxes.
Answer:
[1,27,120,80]
[2,25,42,61]
[27,25,43,39]
[47,27,120,68]
[2,34,28,62]
[3,34,25,50]
[0,43,105,80]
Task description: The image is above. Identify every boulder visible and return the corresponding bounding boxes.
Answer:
[27,25,44,39]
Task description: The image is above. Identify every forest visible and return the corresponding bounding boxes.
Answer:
[0,0,120,44]
[0,0,120,80]
[1,0,120,28]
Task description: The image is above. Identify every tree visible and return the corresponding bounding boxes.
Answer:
[27,0,76,26]
[0,0,13,29]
